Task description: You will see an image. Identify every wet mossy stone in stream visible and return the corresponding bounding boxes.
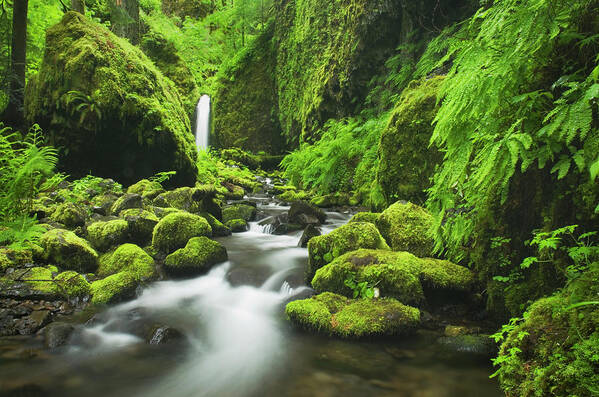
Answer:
[226,219,249,233]
[164,237,228,277]
[24,12,198,187]
[120,208,159,245]
[152,212,212,253]
[285,292,420,338]
[86,219,130,252]
[201,212,231,237]
[39,229,98,273]
[288,200,326,226]
[376,201,434,257]
[349,212,380,225]
[97,243,156,280]
[49,202,88,229]
[307,222,389,283]
[222,204,257,223]
[298,224,321,248]
[90,272,139,304]
[311,249,474,307]
[111,193,143,215]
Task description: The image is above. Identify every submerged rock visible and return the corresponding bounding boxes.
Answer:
[376,201,434,257]
[437,335,496,358]
[307,222,389,283]
[25,12,198,187]
[43,322,75,348]
[164,237,227,277]
[286,292,420,338]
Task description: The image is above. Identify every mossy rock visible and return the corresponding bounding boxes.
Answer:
[98,243,156,280]
[152,212,212,253]
[310,193,356,208]
[277,190,311,203]
[110,193,143,215]
[376,201,434,257]
[311,249,474,306]
[376,77,444,204]
[151,206,181,218]
[200,212,231,237]
[12,266,58,295]
[307,222,389,283]
[54,271,91,299]
[90,272,138,304]
[288,200,326,225]
[223,184,245,201]
[164,237,227,277]
[349,212,380,224]
[39,229,98,273]
[120,208,159,245]
[222,204,257,223]
[24,12,198,187]
[0,248,33,272]
[225,219,249,233]
[126,179,165,200]
[86,219,130,252]
[285,292,420,338]
[50,202,88,228]
[90,194,118,216]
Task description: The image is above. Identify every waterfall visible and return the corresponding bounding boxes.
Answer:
[195,94,211,150]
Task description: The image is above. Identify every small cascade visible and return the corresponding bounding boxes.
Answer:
[195,94,211,150]
[249,220,274,234]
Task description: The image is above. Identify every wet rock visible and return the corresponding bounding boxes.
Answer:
[111,193,143,215]
[222,204,257,223]
[164,237,228,277]
[120,208,159,245]
[15,310,51,335]
[91,194,119,216]
[288,201,326,226]
[226,219,249,233]
[437,335,496,358]
[298,225,321,248]
[152,212,212,253]
[444,325,471,337]
[148,325,184,344]
[43,322,75,348]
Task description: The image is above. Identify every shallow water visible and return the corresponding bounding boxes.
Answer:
[0,204,502,397]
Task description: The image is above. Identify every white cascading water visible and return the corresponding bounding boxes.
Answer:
[195,94,211,150]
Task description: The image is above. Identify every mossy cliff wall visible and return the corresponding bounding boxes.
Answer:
[25,12,198,187]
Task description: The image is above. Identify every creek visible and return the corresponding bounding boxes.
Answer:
[0,202,501,397]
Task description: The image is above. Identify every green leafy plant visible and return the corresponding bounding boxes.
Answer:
[489,316,526,378]
[344,275,377,299]
[148,170,177,187]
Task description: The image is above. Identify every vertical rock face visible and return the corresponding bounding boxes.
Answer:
[25,12,198,188]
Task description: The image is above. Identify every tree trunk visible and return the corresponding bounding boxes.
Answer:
[3,0,28,128]
[71,0,85,14]
[112,0,139,45]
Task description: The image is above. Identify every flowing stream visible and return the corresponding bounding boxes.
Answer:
[0,202,501,397]
[195,95,211,150]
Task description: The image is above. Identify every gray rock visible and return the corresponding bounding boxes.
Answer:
[43,322,75,348]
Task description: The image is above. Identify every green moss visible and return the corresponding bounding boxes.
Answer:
[20,267,57,294]
[222,204,256,223]
[152,212,212,253]
[310,192,355,208]
[120,208,159,245]
[39,229,98,273]
[158,187,207,213]
[87,219,130,252]
[126,179,165,200]
[376,77,444,204]
[225,219,248,233]
[277,190,311,203]
[496,263,599,397]
[98,243,156,280]
[307,222,389,282]
[50,202,88,228]
[90,272,138,304]
[24,12,198,187]
[151,206,181,218]
[312,249,473,306]
[0,248,33,271]
[212,24,285,154]
[110,193,143,215]
[164,237,227,277]
[90,194,118,215]
[285,292,420,338]
[54,271,91,298]
[376,201,434,257]
[200,212,231,237]
[349,212,380,224]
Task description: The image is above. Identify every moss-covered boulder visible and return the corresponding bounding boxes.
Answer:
[54,271,91,299]
[39,229,98,273]
[225,219,249,233]
[120,208,159,245]
[24,12,198,187]
[200,212,231,237]
[111,193,143,215]
[152,212,212,253]
[0,248,33,272]
[311,249,473,306]
[50,202,88,228]
[86,219,130,252]
[307,222,389,282]
[285,292,420,338]
[90,193,118,216]
[155,186,218,214]
[376,77,444,204]
[222,204,256,223]
[98,243,156,279]
[140,31,199,118]
[349,212,380,224]
[164,237,227,277]
[376,201,434,257]
[213,24,285,153]
[90,272,138,304]
[126,179,165,200]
